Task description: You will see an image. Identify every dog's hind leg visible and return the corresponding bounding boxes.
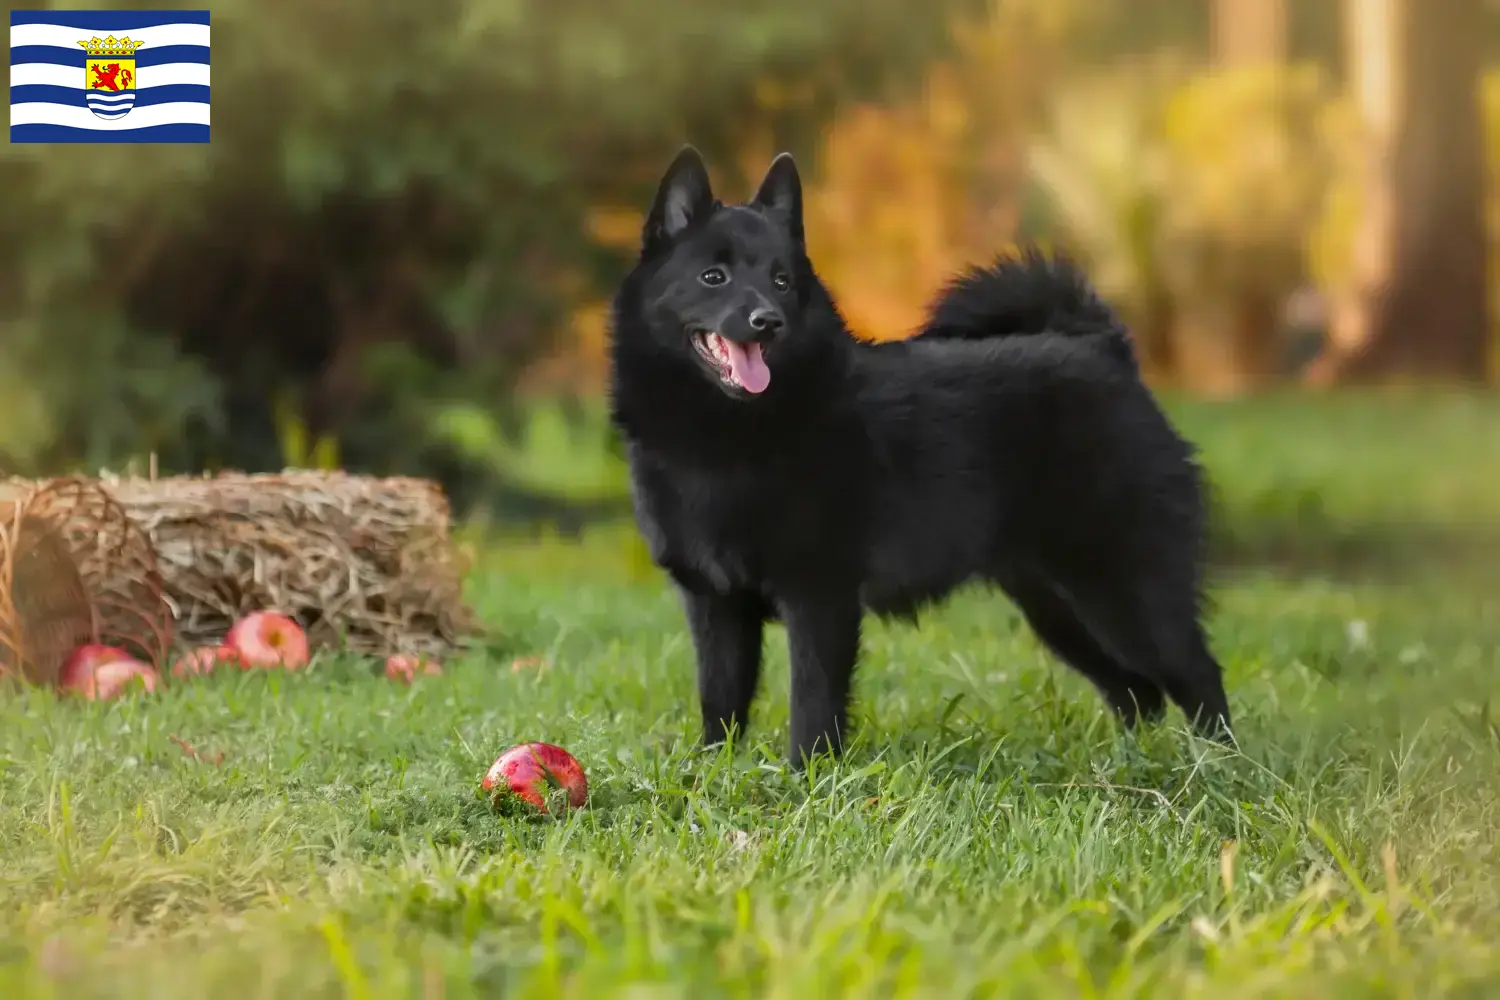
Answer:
[682,588,768,747]
[1006,579,1166,727]
[1152,623,1233,743]
[1049,568,1233,744]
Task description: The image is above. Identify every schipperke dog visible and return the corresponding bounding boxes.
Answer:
[608,146,1233,764]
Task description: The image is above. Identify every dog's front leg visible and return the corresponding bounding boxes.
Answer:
[781,590,861,764]
[681,588,766,747]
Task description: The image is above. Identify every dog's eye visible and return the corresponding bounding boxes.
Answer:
[772,271,791,292]
[699,267,729,287]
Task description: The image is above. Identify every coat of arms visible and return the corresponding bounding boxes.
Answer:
[78,34,143,120]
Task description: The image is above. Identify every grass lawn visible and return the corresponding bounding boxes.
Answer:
[2,392,1499,998]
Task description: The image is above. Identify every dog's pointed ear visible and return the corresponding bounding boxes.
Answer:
[751,152,804,246]
[643,145,714,253]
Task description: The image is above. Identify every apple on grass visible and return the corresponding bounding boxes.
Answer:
[171,644,242,678]
[59,643,159,700]
[385,654,443,684]
[482,742,588,814]
[226,611,310,669]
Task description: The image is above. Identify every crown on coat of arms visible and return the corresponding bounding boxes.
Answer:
[78,35,144,57]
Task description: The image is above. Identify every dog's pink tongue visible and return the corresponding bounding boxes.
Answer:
[723,339,770,394]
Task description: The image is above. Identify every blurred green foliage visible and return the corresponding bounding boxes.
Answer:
[2,0,1494,511]
[431,397,627,503]
[0,0,970,498]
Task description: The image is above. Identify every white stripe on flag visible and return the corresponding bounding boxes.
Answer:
[10,101,211,130]
[9,62,211,89]
[10,22,211,51]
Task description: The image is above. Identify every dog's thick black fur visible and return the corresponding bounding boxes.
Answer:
[608,146,1233,763]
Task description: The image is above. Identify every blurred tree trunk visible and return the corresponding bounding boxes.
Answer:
[1311,0,1489,383]
[1180,0,1286,395]
[1213,0,1286,67]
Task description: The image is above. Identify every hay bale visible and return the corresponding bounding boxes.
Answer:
[0,478,174,683]
[95,470,476,658]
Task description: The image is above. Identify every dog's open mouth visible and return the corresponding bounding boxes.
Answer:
[692,330,770,394]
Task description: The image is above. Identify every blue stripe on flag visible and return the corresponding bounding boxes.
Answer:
[10,44,211,68]
[11,84,212,108]
[9,10,211,29]
[9,122,210,143]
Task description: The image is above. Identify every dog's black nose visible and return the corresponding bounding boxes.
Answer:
[748,307,783,333]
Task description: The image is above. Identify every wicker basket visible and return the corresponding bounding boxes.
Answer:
[0,478,173,684]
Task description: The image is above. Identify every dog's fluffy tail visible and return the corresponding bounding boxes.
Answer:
[915,249,1137,368]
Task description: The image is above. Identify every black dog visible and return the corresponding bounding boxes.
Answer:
[608,146,1233,763]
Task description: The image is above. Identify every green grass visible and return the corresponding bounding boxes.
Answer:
[3,392,1500,998]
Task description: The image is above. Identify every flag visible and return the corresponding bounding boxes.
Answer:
[10,9,210,143]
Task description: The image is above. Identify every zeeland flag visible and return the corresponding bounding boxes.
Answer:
[10,9,210,143]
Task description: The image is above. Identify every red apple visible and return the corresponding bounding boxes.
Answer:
[226,611,310,669]
[171,644,242,678]
[482,742,588,812]
[93,658,160,699]
[59,643,159,700]
[384,654,443,684]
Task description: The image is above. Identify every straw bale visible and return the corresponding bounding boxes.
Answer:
[96,470,476,659]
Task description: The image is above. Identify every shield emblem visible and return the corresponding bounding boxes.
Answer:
[78,35,143,121]
[85,57,136,119]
